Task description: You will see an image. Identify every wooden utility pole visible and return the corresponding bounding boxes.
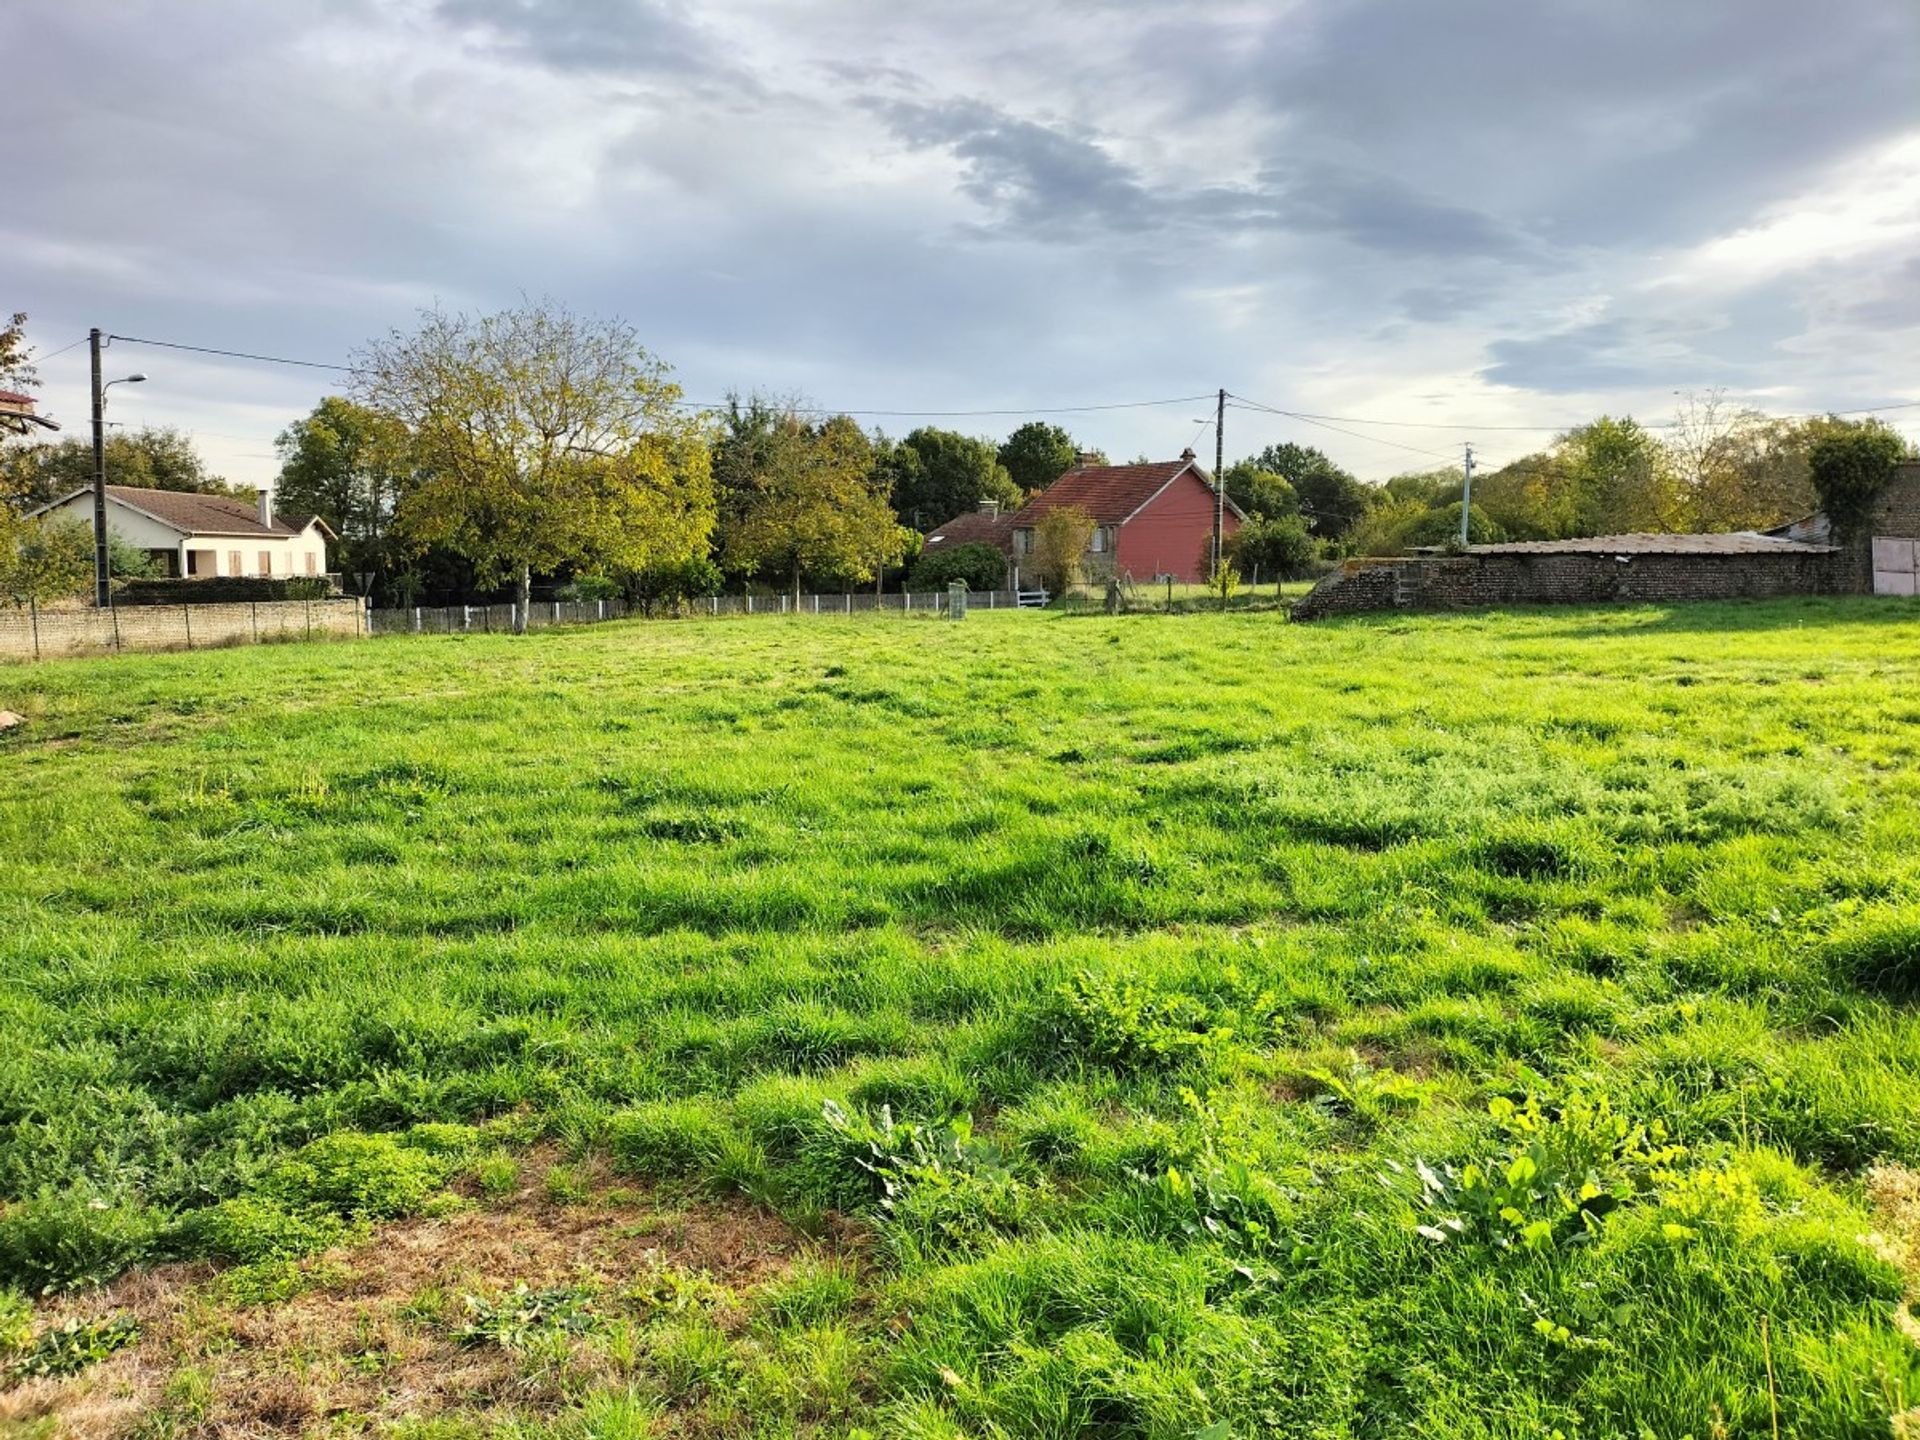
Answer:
[1459,442,1476,547]
[90,329,110,608]
[1213,387,1226,574]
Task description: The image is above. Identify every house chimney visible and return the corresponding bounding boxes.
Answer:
[1180,447,1196,461]
[1074,451,1101,467]
[977,499,1000,517]
[258,488,273,528]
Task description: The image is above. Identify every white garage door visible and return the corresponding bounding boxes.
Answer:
[1873,537,1917,596]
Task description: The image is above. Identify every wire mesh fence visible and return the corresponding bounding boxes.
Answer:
[365,589,1029,635]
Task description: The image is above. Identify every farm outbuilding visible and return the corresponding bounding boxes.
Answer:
[1293,459,1920,620]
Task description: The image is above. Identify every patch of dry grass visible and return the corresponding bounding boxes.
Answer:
[2,1159,831,1438]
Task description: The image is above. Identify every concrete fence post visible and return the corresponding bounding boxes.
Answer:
[28,598,39,660]
[306,599,313,640]
[747,595,754,615]
[183,604,193,650]
[111,600,122,653]
[250,601,259,644]
[413,606,422,634]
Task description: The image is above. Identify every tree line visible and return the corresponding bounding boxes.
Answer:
[2,301,1912,612]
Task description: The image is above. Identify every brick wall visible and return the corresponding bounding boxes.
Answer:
[0,598,364,661]
[1292,549,1843,621]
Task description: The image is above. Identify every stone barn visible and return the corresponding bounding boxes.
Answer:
[1292,459,1920,620]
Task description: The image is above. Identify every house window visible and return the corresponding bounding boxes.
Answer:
[305,552,318,575]
[227,550,242,576]
[187,549,214,576]
[258,550,273,575]
[1090,527,1106,554]
[1013,529,1030,556]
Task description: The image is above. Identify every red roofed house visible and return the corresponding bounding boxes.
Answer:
[0,389,59,437]
[1011,449,1242,584]
[918,500,1018,565]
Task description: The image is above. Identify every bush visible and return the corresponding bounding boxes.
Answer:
[1226,514,1314,582]
[1808,423,1907,535]
[622,555,724,615]
[907,542,1006,593]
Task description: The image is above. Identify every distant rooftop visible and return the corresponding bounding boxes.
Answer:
[1462,532,1838,557]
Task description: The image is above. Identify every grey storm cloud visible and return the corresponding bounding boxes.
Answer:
[9,0,1920,484]
[870,97,1532,262]
[433,0,721,75]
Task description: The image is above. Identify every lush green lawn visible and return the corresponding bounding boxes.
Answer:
[2,599,1919,1437]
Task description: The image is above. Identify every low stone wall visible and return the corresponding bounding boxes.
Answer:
[0,598,364,660]
[1293,549,1843,621]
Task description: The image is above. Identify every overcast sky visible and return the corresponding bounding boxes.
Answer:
[12,0,1920,487]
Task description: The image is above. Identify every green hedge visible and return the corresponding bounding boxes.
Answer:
[114,576,337,606]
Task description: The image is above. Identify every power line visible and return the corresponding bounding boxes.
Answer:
[30,335,91,365]
[675,393,1217,418]
[1227,396,1461,462]
[106,334,353,372]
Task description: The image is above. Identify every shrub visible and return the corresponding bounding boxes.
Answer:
[1807,423,1908,535]
[622,555,724,616]
[906,542,1006,593]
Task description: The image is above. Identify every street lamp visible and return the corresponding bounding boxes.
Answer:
[89,324,149,606]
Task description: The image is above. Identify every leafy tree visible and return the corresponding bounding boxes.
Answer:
[1382,468,1461,508]
[721,408,910,598]
[1470,454,1580,541]
[907,541,1007,593]
[354,300,714,633]
[1557,417,1680,534]
[1245,443,1373,537]
[997,422,1079,497]
[1,312,36,394]
[274,397,411,588]
[1808,421,1909,537]
[1661,391,1816,533]
[1226,513,1315,589]
[888,427,1020,530]
[1346,495,1433,556]
[0,516,91,605]
[0,428,237,509]
[1220,462,1298,520]
[1027,505,1095,596]
[1403,502,1506,549]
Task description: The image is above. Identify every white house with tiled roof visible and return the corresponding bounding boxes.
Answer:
[29,485,334,579]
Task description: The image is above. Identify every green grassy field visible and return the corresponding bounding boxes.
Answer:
[2,600,1919,1438]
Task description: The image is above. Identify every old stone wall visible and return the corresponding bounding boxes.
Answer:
[1292,549,1842,621]
[1838,461,1920,592]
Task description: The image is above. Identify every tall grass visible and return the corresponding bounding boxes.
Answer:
[3,597,1918,1433]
